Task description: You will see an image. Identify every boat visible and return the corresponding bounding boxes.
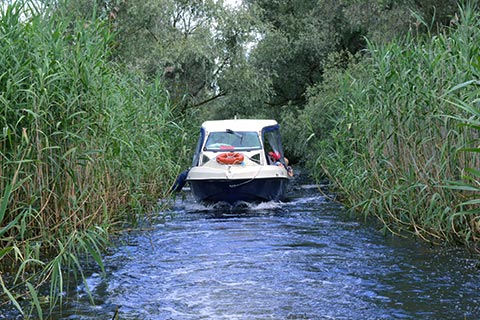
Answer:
[183,119,292,204]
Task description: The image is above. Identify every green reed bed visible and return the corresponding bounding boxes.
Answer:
[305,3,479,246]
[0,1,189,318]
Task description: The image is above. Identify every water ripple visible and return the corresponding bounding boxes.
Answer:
[52,185,480,320]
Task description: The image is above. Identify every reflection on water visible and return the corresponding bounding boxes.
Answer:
[45,176,480,319]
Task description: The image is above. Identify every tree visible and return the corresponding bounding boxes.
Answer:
[99,0,262,113]
[243,0,460,112]
[241,1,360,116]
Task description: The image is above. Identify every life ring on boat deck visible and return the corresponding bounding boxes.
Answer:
[216,152,244,165]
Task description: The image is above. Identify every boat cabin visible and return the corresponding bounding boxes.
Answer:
[192,119,287,168]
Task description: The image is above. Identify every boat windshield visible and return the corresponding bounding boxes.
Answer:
[204,131,261,151]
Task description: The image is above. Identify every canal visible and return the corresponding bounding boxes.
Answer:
[50,172,479,319]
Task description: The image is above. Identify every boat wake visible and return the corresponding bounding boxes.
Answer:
[164,181,331,218]
[182,199,284,215]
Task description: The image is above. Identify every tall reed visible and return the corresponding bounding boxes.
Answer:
[0,1,190,318]
[444,79,480,244]
[304,2,479,245]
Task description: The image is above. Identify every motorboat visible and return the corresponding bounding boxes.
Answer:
[181,119,292,204]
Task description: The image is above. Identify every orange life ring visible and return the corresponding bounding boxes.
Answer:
[216,152,244,165]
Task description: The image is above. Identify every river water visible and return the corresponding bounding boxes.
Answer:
[49,173,479,319]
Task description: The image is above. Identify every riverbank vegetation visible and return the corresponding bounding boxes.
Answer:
[0,1,189,317]
[1,0,479,318]
[298,3,480,246]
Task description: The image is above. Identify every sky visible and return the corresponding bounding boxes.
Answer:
[223,0,242,9]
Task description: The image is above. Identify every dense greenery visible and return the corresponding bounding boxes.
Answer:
[65,0,269,116]
[0,1,189,317]
[299,2,480,245]
[1,0,479,318]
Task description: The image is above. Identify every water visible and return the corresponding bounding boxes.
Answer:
[50,176,479,319]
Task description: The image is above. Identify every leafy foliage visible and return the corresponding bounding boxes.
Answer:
[73,0,263,113]
[0,0,189,317]
[302,2,480,244]
[244,0,459,111]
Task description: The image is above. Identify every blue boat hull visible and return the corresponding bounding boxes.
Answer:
[189,177,288,204]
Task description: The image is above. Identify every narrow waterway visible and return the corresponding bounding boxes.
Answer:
[51,173,479,319]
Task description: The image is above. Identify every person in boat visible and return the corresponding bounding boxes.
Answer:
[268,151,281,165]
[284,157,294,177]
[268,151,294,177]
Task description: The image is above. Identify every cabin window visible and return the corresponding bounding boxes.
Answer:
[204,131,261,151]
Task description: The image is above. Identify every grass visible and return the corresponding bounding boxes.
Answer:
[0,1,191,318]
[444,80,480,243]
[302,1,480,246]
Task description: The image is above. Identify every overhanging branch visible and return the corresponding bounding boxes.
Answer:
[192,92,226,108]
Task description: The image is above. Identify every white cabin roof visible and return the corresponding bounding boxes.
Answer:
[201,119,278,133]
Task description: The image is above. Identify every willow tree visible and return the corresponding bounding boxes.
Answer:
[77,0,263,114]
